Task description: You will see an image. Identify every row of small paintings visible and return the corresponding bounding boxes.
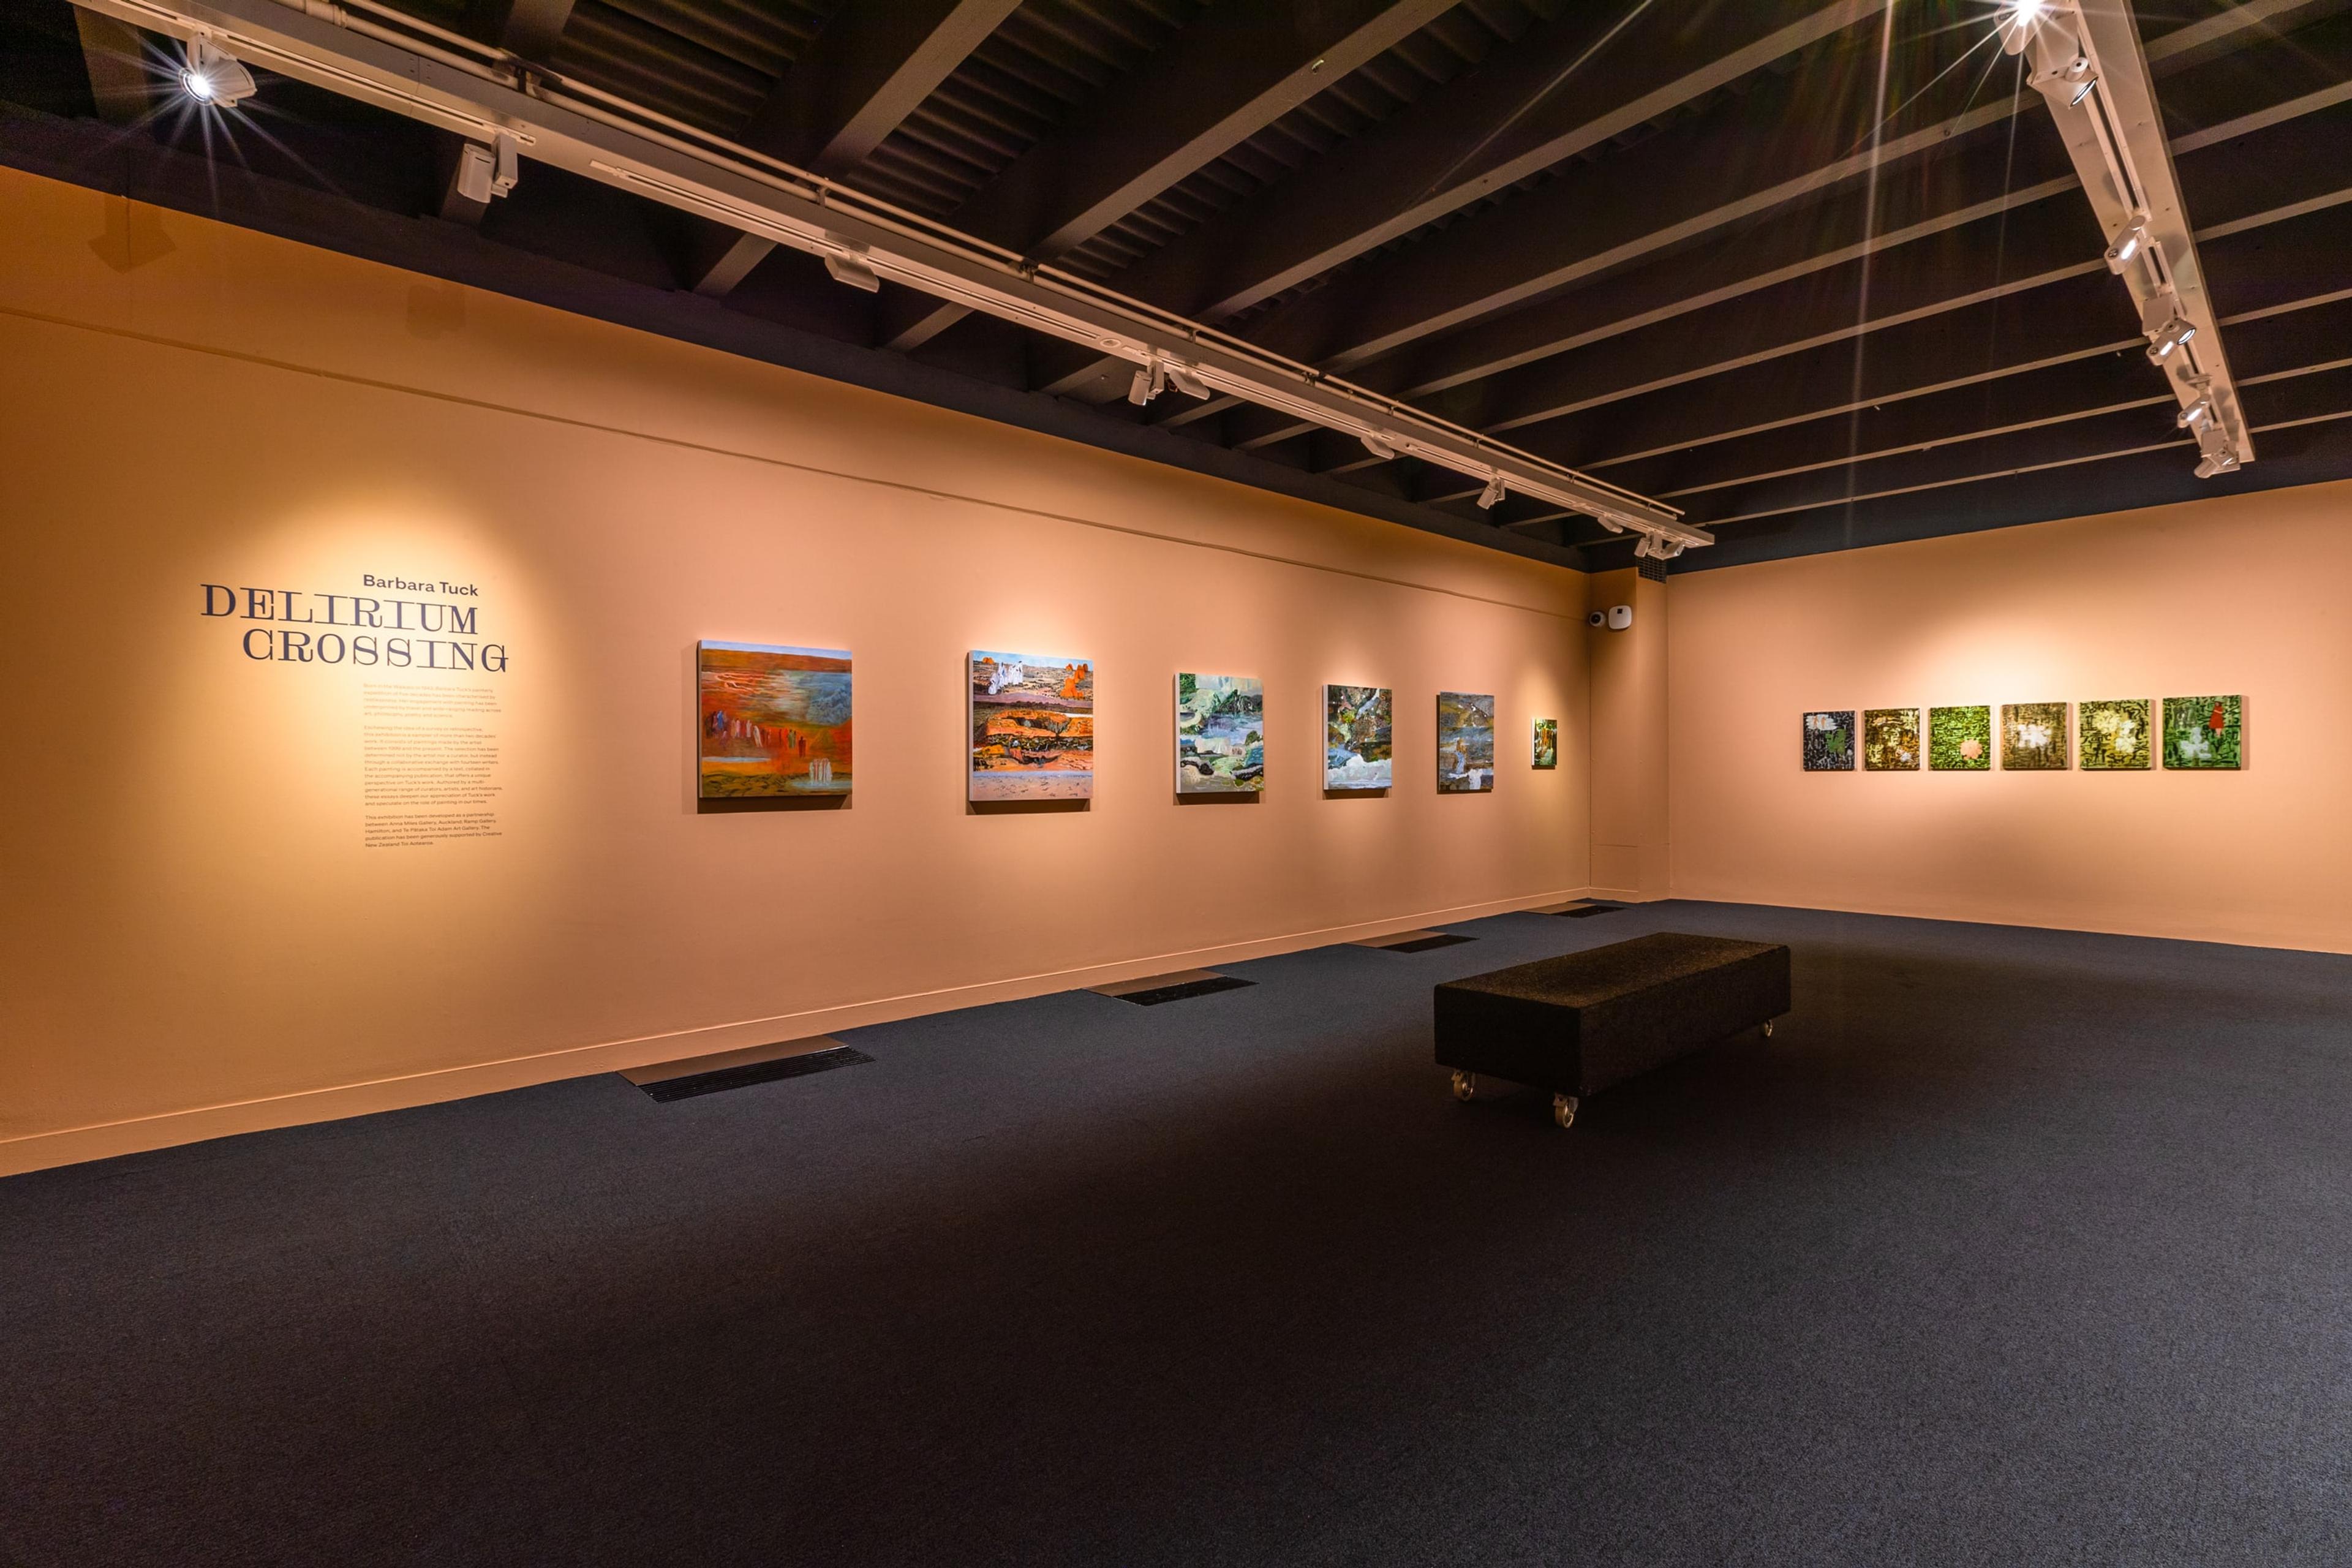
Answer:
[1801,698,2244,772]
[697,641,1561,801]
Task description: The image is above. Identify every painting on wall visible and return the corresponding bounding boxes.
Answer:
[1437,692,1496,792]
[2163,694,2243,769]
[1324,685,1392,790]
[1928,705,1991,771]
[697,641,852,799]
[1862,708,1920,771]
[2079,698,2152,770]
[1802,710,1855,771]
[1175,674,1264,793]
[2001,702,2070,771]
[970,650,1093,801]
[1532,718,1558,769]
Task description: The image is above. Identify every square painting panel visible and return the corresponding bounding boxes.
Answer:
[1801,710,1855,771]
[1437,692,1495,792]
[1324,685,1392,790]
[1928,705,1991,771]
[970,651,1093,801]
[1532,718,1558,769]
[2001,703,2070,771]
[2163,694,2242,769]
[2079,698,2152,770]
[697,641,851,799]
[1175,674,1264,793]
[1862,708,1920,771]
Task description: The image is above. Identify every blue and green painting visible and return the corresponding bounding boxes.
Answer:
[1324,685,1392,790]
[1437,691,1494,793]
[1176,673,1264,793]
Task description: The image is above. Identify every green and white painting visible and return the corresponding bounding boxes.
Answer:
[1928,705,1991,771]
[2001,703,2070,771]
[1436,692,1495,793]
[1802,710,1854,771]
[1175,673,1264,793]
[2163,695,2242,769]
[2079,698,2151,770]
[1862,708,1920,771]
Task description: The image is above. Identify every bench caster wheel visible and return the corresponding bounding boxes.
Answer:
[1761,1019,1775,1038]
[1451,1070,1476,1101]
[1553,1094,1578,1129]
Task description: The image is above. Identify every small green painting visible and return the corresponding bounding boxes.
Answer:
[2001,703,2070,771]
[1862,708,1920,771]
[1802,710,1854,771]
[2079,698,2152,770]
[1928,705,1991,771]
[2163,695,2242,769]
[1531,718,1558,769]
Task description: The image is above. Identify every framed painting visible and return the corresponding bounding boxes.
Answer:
[1532,718,1558,769]
[1928,705,1991,771]
[696,641,851,799]
[970,650,1093,801]
[1175,674,1264,793]
[2078,698,2152,770]
[1802,710,1854,771]
[1862,708,1920,771]
[2163,695,2242,769]
[1437,692,1495,793]
[1324,685,1392,790]
[2001,703,2070,771]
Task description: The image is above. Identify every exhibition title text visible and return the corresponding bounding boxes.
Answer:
[201,576,508,672]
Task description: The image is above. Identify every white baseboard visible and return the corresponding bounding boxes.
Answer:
[1,886,1593,1177]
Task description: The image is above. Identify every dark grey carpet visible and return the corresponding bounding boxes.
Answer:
[5,902,2350,1566]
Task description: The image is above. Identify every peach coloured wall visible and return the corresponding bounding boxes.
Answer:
[0,168,1592,1175]
[1586,568,1670,902]
[1666,480,2352,952]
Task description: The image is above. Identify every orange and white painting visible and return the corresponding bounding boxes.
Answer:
[698,641,852,797]
[970,650,1093,801]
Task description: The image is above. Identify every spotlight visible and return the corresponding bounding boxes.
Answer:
[1632,533,1684,562]
[1476,472,1507,510]
[823,251,880,292]
[181,37,256,108]
[2176,397,2212,430]
[454,134,521,205]
[1165,363,1210,399]
[2193,450,2240,478]
[1126,356,1167,406]
[2145,314,2196,363]
[1999,0,2046,54]
[2068,73,2098,107]
[2103,215,2150,274]
[1360,431,1398,461]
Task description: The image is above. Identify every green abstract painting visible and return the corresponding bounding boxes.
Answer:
[1928,705,1991,771]
[1862,708,1920,771]
[2079,698,2151,770]
[2164,695,2242,769]
[2001,703,2070,771]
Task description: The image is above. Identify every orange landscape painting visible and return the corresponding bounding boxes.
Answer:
[698,641,852,797]
[970,650,1093,801]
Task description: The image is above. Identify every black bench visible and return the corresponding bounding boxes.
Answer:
[1434,932,1791,1128]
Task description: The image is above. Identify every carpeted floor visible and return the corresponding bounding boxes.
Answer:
[6,902,2351,1566]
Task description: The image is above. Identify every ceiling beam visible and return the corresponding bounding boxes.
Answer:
[884,0,1455,351]
[477,0,574,61]
[1029,0,1888,398]
[73,8,149,124]
[688,0,1019,300]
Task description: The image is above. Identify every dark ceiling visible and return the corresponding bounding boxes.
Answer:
[4,0,2347,571]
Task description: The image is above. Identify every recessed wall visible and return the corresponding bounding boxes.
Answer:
[1667,479,2352,952]
[0,169,1592,1174]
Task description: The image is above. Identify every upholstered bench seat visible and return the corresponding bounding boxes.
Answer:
[1434,932,1791,1127]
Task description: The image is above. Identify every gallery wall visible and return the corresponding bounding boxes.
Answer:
[0,168,1593,1174]
[1665,478,2352,952]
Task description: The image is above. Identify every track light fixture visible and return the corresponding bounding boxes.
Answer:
[2103,214,2150,274]
[454,133,520,206]
[1164,363,1210,400]
[2145,313,2196,364]
[181,36,255,107]
[1632,533,1684,562]
[1476,472,1507,510]
[1127,354,1169,406]
[2176,397,2212,431]
[823,250,880,293]
[2193,450,2241,479]
[1360,431,1398,462]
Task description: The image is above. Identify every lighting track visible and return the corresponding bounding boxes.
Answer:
[71,0,1708,554]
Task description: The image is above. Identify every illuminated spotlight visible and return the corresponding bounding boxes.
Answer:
[2104,214,2150,274]
[2176,397,2213,430]
[2145,314,2197,363]
[1476,472,1507,510]
[2068,72,2098,107]
[1165,363,1210,399]
[2193,450,2240,478]
[823,251,880,292]
[181,37,256,108]
[1360,431,1398,461]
